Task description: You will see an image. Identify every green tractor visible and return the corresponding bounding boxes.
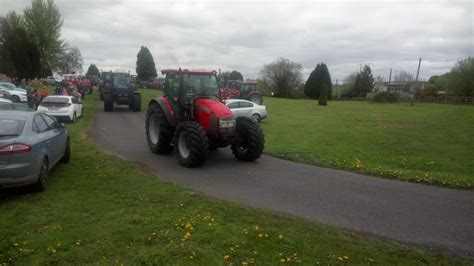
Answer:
[102,72,141,112]
[145,68,265,168]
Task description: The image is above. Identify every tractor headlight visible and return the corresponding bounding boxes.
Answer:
[219,119,236,129]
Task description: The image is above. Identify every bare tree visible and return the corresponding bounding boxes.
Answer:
[393,71,414,83]
[260,57,303,98]
[56,43,83,74]
[375,75,386,83]
[343,72,358,87]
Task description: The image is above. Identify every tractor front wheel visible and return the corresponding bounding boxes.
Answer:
[130,93,141,112]
[146,103,174,154]
[175,121,209,167]
[231,117,264,161]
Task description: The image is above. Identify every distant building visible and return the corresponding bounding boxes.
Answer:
[372,82,426,99]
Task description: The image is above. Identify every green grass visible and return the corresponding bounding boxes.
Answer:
[0,93,468,264]
[139,88,474,188]
[260,97,474,188]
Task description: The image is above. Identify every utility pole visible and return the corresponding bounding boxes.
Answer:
[388,68,392,84]
[412,57,422,106]
[335,79,338,99]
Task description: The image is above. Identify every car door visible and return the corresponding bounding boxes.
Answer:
[39,114,64,165]
[227,102,241,118]
[238,101,254,118]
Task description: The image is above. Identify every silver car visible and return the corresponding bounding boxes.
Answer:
[0,111,70,191]
[225,99,268,122]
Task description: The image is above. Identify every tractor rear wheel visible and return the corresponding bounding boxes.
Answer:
[175,121,209,167]
[248,94,263,105]
[146,103,174,154]
[231,117,264,161]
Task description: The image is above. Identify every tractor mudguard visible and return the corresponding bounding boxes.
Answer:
[151,97,177,128]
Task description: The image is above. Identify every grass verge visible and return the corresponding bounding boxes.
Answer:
[0,91,469,264]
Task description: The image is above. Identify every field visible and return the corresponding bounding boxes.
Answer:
[0,93,468,265]
[139,88,474,188]
[261,97,474,188]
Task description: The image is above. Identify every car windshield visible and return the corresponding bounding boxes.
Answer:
[0,116,26,136]
[113,75,130,89]
[183,74,219,97]
[0,83,15,89]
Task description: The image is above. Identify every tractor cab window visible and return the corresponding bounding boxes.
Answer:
[113,75,130,89]
[183,74,219,97]
[241,84,255,91]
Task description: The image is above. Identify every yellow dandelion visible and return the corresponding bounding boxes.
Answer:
[278,234,283,239]
[337,257,344,261]
[224,255,230,260]
[184,232,192,239]
[258,233,263,238]
[343,256,349,260]
[185,223,192,229]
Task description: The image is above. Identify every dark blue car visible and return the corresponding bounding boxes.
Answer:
[0,110,70,191]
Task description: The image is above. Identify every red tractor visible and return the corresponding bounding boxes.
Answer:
[145,69,265,167]
[221,80,263,105]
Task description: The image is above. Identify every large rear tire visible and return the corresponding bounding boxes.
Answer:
[231,117,264,161]
[175,121,209,167]
[146,103,174,154]
[248,93,263,105]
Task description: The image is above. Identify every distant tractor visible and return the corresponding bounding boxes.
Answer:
[221,80,263,105]
[102,72,141,112]
[145,69,265,168]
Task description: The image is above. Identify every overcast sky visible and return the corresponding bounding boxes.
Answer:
[1,0,473,82]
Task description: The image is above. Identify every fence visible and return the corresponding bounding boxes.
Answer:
[416,96,474,105]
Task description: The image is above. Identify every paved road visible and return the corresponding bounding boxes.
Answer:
[90,104,474,259]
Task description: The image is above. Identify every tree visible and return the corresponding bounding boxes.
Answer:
[228,70,243,81]
[304,63,332,100]
[260,57,303,98]
[447,56,474,97]
[86,64,100,76]
[23,0,64,75]
[352,65,374,97]
[0,12,41,79]
[318,84,328,106]
[136,46,157,80]
[56,44,83,74]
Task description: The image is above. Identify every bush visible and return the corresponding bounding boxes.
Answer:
[372,92,398,103]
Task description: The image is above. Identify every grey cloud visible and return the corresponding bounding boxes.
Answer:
[1,0,472,82]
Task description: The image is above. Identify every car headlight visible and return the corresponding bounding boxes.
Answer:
[219,119,236,128]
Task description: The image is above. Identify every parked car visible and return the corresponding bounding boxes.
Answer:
[43,76,57,86]
[0,85,27,102]
[37,96,83,123]
[225,99,267,122]
[0,103,33,111]
[0,82,26,93]
[0,111,70,191]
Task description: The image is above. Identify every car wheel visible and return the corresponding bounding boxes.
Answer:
[11,95,20,103]
[252,113,261,122]
[33,158,49,191]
